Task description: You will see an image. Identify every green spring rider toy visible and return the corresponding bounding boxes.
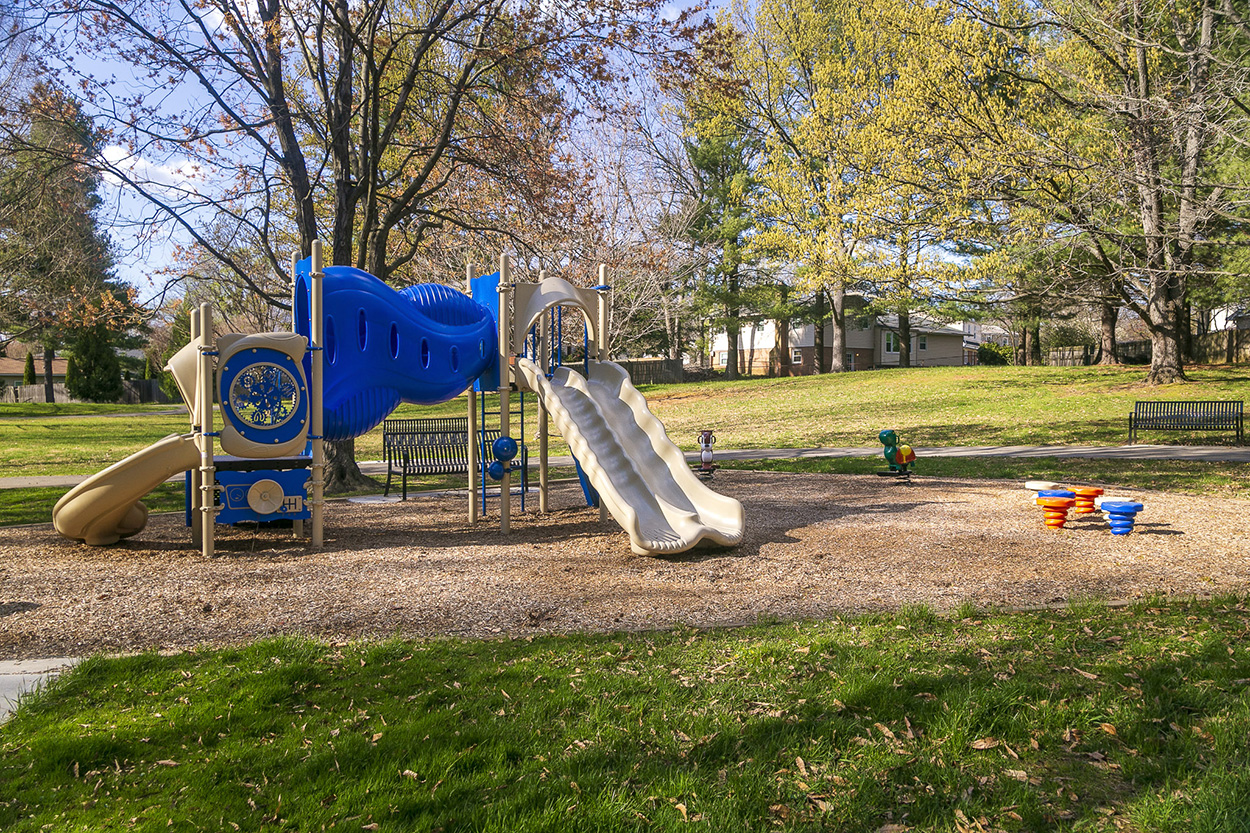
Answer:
[877,429,916,482]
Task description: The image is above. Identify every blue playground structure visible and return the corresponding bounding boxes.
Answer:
[53,242,745,556]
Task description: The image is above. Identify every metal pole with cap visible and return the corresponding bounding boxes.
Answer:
[596,265,609,523]
[197,303,215,557]
[466,260,479,524]
[497,253,511,534]
[310,241,325,547]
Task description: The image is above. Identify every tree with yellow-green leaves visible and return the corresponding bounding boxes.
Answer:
[728,0,1012,370]
[734,0,873,373]
[949,0,1250,384]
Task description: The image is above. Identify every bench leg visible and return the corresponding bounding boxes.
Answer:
[402,470,408,501]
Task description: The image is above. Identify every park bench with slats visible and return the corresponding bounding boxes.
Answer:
[383,417,505,500]
[1127,400,1244,445]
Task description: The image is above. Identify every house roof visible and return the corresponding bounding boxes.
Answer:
[0,356,69,377]
[875,315,965,336]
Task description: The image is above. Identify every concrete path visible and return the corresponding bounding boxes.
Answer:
[0,657,79,722]
[4,444,1247,490]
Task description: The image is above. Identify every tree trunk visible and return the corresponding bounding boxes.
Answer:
[725,263,740,380]
[725,319,740,380]
[42,346,55,402]
[813,291,827,373]
[323,436,377,493]
[1028,324,1042,366]
[897,310,911,368]
[829,285,846,372]
[1097,302,1120,364]
[774,316,789,376]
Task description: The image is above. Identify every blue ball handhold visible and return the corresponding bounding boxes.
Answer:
[492,435,519,463]
[487,460,505,481]
[1101,501,1144,536]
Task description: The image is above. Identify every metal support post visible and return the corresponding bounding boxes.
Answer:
[498,253,511,534]
[596,266,609,522]
[310,241,325,547]
[197,303,216,557]
[466,261,479,524]
[538,296,549,514]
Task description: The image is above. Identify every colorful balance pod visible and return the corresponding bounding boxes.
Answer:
[1036,489,1077,530]
[1100,501,1145,535]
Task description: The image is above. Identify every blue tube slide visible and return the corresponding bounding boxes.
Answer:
[294,260,498,440]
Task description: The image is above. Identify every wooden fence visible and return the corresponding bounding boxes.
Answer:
[1116,329,1250,366]
[2,379,172,404]
[560,358,684,385]
[1047,346,1092,366]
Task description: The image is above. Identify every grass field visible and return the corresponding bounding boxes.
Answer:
[3,597,1249,832]
[4,367,1250,829]
[5,364,1249,477]
[2,364,1247,526]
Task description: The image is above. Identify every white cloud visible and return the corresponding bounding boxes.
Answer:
[101,145,199,193]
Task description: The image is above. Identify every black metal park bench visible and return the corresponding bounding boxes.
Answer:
[1127,400,1244,445]
[383,417,504,499]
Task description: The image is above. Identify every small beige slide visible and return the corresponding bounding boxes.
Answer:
[53,433,200,546]
[517,358,744,555]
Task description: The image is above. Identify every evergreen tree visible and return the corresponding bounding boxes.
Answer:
[683,90,763,380]
[64,354,78,393]
[22,351,35,385]
[66,323,122,402]
[0,84,135,398]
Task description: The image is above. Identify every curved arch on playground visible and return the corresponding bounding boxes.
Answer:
[510,276,601,357]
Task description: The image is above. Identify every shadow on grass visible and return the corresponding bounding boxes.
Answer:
[6,605,1250,831]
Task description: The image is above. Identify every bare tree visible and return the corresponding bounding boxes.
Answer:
[10,0,705,487]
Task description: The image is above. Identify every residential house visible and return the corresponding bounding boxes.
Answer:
[710,313,978,375]
[0,355,68,388]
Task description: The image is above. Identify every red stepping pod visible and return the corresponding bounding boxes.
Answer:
[1036,496,1076,530]
[1073,487,1104,514]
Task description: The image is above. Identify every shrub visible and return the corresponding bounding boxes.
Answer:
[977,342,1012,365]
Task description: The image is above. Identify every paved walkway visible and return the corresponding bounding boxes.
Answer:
[4,444,1247,490]
[0,658,79,722]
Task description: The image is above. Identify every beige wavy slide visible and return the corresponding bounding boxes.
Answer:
[53,433,200,546]
[516,358,744,556]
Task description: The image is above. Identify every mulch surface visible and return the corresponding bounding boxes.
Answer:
[2,471,1247,659]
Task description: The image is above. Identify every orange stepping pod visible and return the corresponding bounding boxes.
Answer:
[1036,496,1076,530]
[1072,487,1104,514]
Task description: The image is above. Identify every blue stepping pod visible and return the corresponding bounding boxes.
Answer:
[1101,501,1144,535]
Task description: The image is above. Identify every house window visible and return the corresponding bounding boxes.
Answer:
[919,335,927,351]
[885,332,899,353]
[845,351,855,371]
[716,351,727,366]
[791,348,802,364]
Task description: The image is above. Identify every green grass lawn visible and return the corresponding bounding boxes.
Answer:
[640,364,1250,450]
[6,365,1248,479]
[4,598,1249,832]
[718,455,1250,501]
[3,365,1246,525]
[0,483,187,528]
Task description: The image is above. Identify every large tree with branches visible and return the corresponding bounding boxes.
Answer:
[8,0,704,487]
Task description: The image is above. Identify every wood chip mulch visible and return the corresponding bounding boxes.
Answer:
[2,470,1248,659]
